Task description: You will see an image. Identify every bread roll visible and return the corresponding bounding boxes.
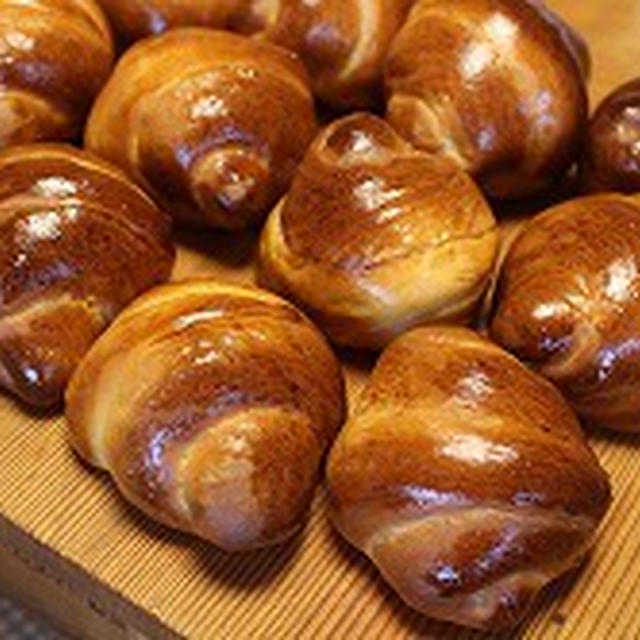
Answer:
[0,144,174,408]
[259,113,498,349]
[260,0,414,110]
[0,0,113,148]
[384,0,588,199]
[581,78,640,193]
[95,0,267,44]
[85,29,317,230]
[491,194,640,431]
[327,326,610,630]
[66,281,346,551]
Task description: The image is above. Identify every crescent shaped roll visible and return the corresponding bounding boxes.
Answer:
[327,327,610,630]
[258,113,498,349]
[384,0,588,200]
[0,144,174,408]
[491,194,640,432]
[85,28,318,230]
[65,281,346,551]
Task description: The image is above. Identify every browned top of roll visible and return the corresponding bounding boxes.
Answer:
[85,28,317,230]
[0,0,114,146]
[0,144,174,406]
[281,114,493,268]
[384,0,587,199]
[491,193,640,430]
[330,326,609,521]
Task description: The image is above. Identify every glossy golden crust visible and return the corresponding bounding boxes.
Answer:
[0,0,113,148]
[85,28,317,230]
[581,78,640,193]
[326,327,610,630]
[0,144,174,407]
[260,0,413,109]
[258,113,498,349]
[384,0,587,199]
[96,0,268,44]
[65,281,346,551]
[491,194,640,432]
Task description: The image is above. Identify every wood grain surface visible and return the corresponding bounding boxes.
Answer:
[2,2,640,638]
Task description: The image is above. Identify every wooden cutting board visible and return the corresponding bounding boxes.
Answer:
[2,2,640,638]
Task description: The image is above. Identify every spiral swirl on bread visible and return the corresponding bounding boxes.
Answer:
[0,0,113,148]
[327,326,610,630]
[85,28,318,230]
[259,113,498,349]
[384,0,588,199]
[0,144,174,408]
[66,281,346,551]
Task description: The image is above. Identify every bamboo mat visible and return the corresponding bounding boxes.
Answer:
[2,1,640,638]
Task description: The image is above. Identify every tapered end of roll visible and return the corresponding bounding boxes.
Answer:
[175,406,321,551]
[359,509,591,631]
[0,297,106,408]
[190,147,271,230]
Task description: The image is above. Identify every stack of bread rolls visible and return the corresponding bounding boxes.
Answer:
[3,0,640,632]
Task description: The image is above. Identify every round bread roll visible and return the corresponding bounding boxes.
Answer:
[260,0,414,110]
[259,113,498,349]
[85,28,318,230]
[327,326,610,630]
[491,194,640,431]
[384,0,588,200]
[0,144,174,408]
[0,0,114,148]
[581,78,640,193]
[66,281,346,551]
